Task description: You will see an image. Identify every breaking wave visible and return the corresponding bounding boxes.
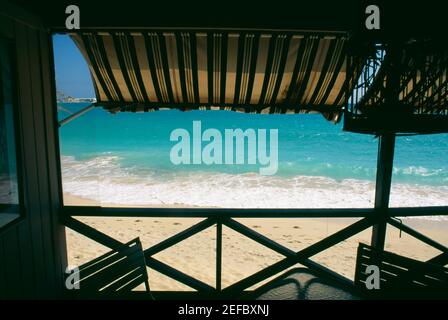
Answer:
[61,155,448,220]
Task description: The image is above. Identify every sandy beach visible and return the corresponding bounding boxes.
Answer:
[64,193,448,291]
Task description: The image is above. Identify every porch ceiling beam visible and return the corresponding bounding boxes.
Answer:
[13,1,447,40]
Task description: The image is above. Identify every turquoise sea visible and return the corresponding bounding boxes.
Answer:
[58,103,448,210]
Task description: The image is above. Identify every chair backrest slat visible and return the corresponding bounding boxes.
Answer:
[102,267,147,293]
[355,243,448,298]
[79,241,143,278]
[118,273,148,293]
[69,238,150,296]
[80,253,147,291]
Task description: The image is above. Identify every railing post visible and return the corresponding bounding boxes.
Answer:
[216,220,222,292]
[371,133,395,250]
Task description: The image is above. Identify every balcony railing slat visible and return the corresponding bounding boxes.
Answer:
[299,259,354,288]
[144,218,216,257]
[224,218,296,258]
[388,217,448,254]
[389,206,448,217]
[223,216,376,293]
[147,257,215,292]
[64,216,123,249]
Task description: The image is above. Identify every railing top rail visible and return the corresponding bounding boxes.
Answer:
[61,205,448,218]
[62,205,374,218]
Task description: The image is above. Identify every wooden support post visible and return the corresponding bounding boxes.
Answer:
[371,133,395,250]
[216,222,222,291]
[371,44,400,251]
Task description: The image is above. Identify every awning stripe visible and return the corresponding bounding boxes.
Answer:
[318,39,344,103]
[124,34,149,103]
[233,33,245,105]
[149,33,166,101]
[224,34,237,105]
[196,33,208,104]
[258,34,277,106]
[207,33,214,105]
[266,35,283,106]
[76,34,113,102]
[320,40,346,105]
[174,33,188,103]
[165,33,182,103]
[157,32,175,103]
[112,34,138,102]
[284,36,307,103]
[334,58,359,107]
[72,34,107,101]
[189,32,200,104]
[308,38,337,105]
[132,34,155,102]
[105,35,134,101]
[245,34,260,107]
[71,30,359,121]
[291,36,320,104]
[95,34,125,102]
[270,35,291,109]
[94,34,119,101]
[219,33,228,105]
[143,33,164,102]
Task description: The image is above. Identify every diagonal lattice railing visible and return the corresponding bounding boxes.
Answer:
[62,205,448,297]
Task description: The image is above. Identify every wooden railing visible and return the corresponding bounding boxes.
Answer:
[62,205,448,298]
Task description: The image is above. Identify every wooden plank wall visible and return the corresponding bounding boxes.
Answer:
[0,1,67,298]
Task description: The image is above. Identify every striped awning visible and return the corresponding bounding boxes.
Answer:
[71,31,360,122]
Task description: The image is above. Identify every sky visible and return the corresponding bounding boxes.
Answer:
[53,34,95,98]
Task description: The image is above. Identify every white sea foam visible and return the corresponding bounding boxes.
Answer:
[61,155,448,220]
[394,166,445,177]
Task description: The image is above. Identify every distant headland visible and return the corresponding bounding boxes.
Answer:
[57,90,96,103]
